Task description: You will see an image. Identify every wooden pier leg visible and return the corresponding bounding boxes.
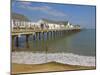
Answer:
[58,31,59,37]
[62,31,64,36]
[57,31,59,37]
[42,32,45,40]
[50,31,54,39]
[12,35,15,50]
[60,31,62,37]
[64,30,66,34]
[51,31,54,39]
[55,31,57,37]
[59,31,61,37]
[25,35,29,48]
[53,31,56,39]
[35,32,38,40]
[44,32,46,40]
[15,36,19,48]
[62,30,64,36]
[38,32,41,40]
[61,31,62,37]
[58,31,60,37]
[50,31,52,39]
[47,32,49,40]
[54,31,56,38]
[53,31,55,39]
[33,34,36,40]
[33,32,36,40]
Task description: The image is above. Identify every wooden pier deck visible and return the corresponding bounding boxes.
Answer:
[11,28,80,36]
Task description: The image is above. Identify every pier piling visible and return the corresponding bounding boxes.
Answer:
[15,36,19,48]
[25,35,30,48]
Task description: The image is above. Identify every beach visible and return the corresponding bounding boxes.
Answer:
[12,52,95,66]
[12,62,95,74]
[12,51,96,74]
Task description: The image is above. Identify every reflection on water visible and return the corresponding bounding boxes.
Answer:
[12,29,96,56]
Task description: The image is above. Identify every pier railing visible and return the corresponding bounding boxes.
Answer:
[11,27,81,36]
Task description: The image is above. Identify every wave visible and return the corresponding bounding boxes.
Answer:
[12,51,95,66]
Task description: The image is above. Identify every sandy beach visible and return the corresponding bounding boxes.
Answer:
[12,62,95,74]
[12,51,96,74]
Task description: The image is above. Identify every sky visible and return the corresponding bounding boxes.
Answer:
[12,1,96,29]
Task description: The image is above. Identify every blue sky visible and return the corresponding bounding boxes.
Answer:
[12,1,96,29]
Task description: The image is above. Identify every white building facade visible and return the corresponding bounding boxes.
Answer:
[11,19,76,30]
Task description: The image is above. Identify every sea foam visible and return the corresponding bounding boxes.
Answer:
[12,51,95,66]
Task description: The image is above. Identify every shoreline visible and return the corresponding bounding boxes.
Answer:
[12,62,95,74]
[12,51,96,74]
[12,51,95,66]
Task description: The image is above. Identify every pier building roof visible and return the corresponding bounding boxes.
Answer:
[12,13,30,21]
[39,19,69,25]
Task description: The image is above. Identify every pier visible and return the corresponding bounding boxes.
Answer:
[12,28,81,49]
[11,19,81,49]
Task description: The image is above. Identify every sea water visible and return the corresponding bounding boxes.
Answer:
[12,29,96,66]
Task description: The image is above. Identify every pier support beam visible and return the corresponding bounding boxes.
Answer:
[57,31,59,37]
[35,32,38,40]
[50,31,52,39]
[62,30,64,36]
[33,32,36,40]
[53,31,55,39]
[38,32,41,40]
[41,32,45,40]
[33,34,36,40]
[60,31,62,37]
[15,36,19,48]
[25,35,30,48]
[46,32,49,40]
[58,31,60,37]
[12,35,16,49]
[50,31,54,39]
[55,31,57,37]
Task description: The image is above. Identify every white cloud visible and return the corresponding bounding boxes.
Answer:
[20,2,31,5]
[43,8,67,17]
[19,4,67,17]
